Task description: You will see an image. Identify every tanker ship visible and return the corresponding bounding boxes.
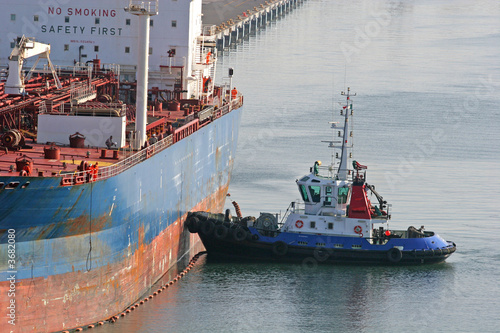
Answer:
[0,1,243,331]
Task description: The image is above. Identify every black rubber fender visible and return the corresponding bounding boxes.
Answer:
[247,232,259,242]
[214,224,229,240]
[186,216,200,233]
[313,248,330,262]
[272,241,288,256]
[232,227,247,242]
[200,219,215,236]
[387,247,403,263]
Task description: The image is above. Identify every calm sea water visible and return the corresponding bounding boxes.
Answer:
[97,0,500,332]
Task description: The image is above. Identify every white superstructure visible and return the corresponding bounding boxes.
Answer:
[0,0,214,99]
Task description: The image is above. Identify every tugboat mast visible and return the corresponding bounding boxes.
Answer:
[337,87,355,180]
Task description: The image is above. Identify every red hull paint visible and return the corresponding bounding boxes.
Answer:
[0,184,228,332]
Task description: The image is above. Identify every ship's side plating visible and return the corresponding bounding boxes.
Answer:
[0,106,242,332]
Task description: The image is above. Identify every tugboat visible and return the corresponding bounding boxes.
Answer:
[187,88,456,264]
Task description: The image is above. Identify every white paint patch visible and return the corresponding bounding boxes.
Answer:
[127,234,131,257]
[109,202,115,216]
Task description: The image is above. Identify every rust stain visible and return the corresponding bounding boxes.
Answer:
[0,183,230,332]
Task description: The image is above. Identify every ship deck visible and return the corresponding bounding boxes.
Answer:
[0,97,243,182]
[0,141,133,178]
[1,109,198,178]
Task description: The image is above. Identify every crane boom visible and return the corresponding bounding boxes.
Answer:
[5,35,61,95]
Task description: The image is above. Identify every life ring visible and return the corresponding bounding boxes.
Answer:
[214,224,229,240]
[19,170,28,177]
[354,225,362,234]
[387,247,403,263]
[232,227,247,242]
[295,220,304,228]
[272,241,288,256]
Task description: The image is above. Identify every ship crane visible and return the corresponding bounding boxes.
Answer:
[5,35,62,95]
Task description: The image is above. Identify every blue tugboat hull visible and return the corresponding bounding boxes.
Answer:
[191,217,456,265]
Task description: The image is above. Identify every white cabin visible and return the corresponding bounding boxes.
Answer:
[279,89,390,239]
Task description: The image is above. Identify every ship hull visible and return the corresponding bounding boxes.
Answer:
[188,213,456,265]
[200,233,456,265]
[0,107,242,332]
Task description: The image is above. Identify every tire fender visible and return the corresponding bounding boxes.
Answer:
[387,247,403,263]
[272,241,288,256]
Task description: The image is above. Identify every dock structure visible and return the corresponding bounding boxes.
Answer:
[202,0,306,50]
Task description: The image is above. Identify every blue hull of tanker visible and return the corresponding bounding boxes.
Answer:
[0,106,242,332]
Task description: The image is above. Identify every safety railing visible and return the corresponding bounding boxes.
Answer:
[173,120,199,142]
[202,25,216,36]
[59,95,243,185]
[70,82,96,101]
[127,0,158,14]
[98,134,173,181]
[57,134,172,186]
[281,201,306,222]
[315,165,354,181]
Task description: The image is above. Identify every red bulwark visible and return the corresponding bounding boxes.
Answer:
[348,184,372,219]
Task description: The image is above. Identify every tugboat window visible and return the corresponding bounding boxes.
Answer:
[309,186,321,203]
[324,186,332,205]
[299,185,309,202]
[338,187,349,204]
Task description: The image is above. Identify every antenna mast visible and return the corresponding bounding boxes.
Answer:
[337,87,355,180]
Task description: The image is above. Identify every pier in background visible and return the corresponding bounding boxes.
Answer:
[202,0,306,50]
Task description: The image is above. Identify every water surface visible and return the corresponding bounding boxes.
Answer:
[97,0,500,332]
